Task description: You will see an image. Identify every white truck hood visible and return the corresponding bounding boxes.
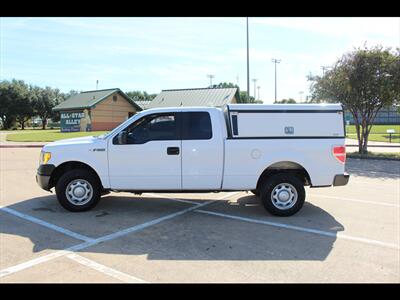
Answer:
[43,136,100,150]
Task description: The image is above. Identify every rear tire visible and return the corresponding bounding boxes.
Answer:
[260,174,305,217]
[55,169,101,212]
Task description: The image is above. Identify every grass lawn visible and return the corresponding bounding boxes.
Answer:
[346,124,400,143]
[6,129,108,142]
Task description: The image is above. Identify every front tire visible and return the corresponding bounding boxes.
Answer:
[250,189,260,196]
[260,174,305,217]
[55,169,101,212]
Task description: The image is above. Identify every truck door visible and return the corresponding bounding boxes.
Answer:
[181,111,224,190]
[108,112,182,190]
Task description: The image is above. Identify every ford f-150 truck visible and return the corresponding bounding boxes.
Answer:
[36,104,349,216]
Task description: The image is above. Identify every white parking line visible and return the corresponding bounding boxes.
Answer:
[145,193,199,204]
[92,196,229,245]
[195,209,400,250]
[0,196,223,278]
[146,191,242,205]
[0,206,94,242]
[67,253,148,283]
[0,242,91,278]
[308,194,400,208]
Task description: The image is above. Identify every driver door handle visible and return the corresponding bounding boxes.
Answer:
[167,147,180,155]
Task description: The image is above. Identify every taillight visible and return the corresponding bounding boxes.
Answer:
[333,145,346,163]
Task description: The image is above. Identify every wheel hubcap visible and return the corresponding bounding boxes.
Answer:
[271,183,298,210]
[66,179,93,206]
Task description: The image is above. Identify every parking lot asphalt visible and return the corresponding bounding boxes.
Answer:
[0,148,399,283]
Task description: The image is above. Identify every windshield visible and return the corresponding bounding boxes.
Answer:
[97,110,145,140]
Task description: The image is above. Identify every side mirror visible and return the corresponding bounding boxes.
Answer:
[117,131,127,144]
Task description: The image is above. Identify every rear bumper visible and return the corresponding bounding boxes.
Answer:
[36,164,55,191]
[333,173,350,186]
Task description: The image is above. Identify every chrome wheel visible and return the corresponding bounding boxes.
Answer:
[65,179,93,206]
[271,183,298,210]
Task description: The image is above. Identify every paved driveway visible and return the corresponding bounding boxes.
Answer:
[0,148,399,283]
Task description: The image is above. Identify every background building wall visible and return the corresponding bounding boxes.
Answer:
[91,93,137,131]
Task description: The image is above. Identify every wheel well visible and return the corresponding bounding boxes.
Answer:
[256,161,311,190]
[49,161,102,190]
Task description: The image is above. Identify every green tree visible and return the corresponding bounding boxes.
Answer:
[276,98,297,104]
[308,45,400,154]
[126,91,157,101]
[0,80,16,129]
[14,81,34,130]
[32,86,57,130]
[0,79,34,129]
[213,82,237,89]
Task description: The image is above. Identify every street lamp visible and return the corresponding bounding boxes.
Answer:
[252,78,258,101]
[321,66,330,75]
[207,74,215,87]
[246,17,250,101]
[257,86,260,101]
[271,58,281,103]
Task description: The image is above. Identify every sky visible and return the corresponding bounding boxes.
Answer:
[1,17,399,104]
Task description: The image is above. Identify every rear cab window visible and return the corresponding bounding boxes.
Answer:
[181,112,212,140]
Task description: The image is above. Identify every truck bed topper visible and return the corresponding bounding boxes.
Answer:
[224,103,345,139]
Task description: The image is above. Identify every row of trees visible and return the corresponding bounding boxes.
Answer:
[276,98,297,104]
[0,81,159,130]
[0,80,80,130]
[308,45,400,154]
[126,91,157,101]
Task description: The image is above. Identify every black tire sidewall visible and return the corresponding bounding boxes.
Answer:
[260,174,305,217]
[55,169,101,212]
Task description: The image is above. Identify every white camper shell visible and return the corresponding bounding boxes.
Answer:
[226,104,345,138]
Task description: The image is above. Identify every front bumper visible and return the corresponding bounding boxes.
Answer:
[36,164,55,191]
[333,173,350,186]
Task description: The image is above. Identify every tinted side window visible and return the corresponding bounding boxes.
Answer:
[182,112,212,140]
[114,113,178,144]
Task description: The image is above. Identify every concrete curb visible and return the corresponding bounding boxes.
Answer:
[347,155,400,162]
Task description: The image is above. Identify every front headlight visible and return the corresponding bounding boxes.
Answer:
[40,151,52,164]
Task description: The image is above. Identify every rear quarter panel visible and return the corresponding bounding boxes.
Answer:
[222,138,345,189]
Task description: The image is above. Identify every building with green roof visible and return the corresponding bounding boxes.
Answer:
[53,88,142,132]
[148,87,240,108]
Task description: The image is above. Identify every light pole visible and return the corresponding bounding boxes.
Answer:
[246,17,250,101]
[252,78,257,101]
[321,66,330,76]
[96,80,99,90]
[271,58,281,103]
[299,91,304,102]
[207,74,215,87]
[257,86,260,101]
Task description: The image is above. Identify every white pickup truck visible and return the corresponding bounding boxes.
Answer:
[36,104,349,216]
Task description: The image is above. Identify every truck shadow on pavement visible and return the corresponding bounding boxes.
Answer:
[1,193,344,262]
